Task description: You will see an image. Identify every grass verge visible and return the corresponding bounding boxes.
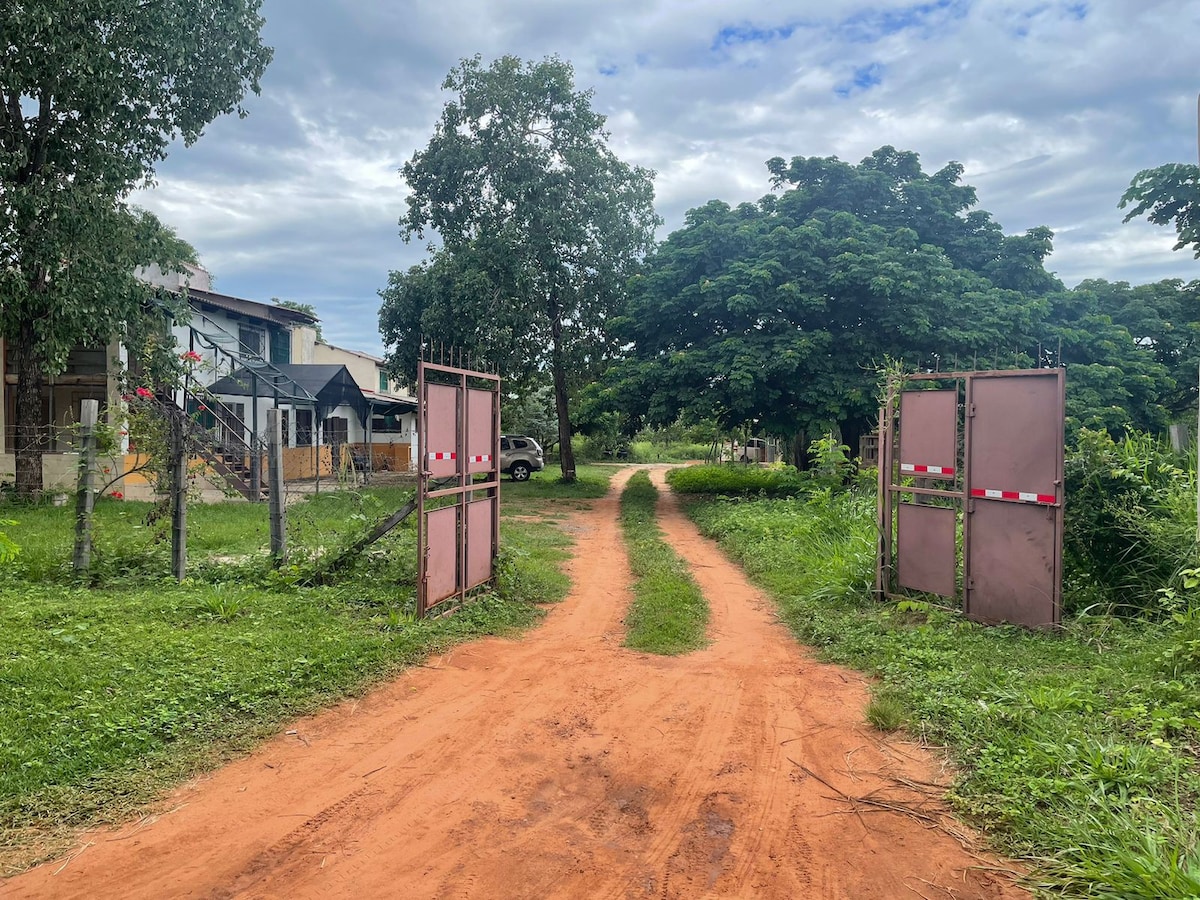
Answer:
[0,481,583,874]
[620,471,708,654]
[683,488,1200,899]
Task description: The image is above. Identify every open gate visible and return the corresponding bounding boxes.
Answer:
[877,369,1065,628]
[417,358,501,617]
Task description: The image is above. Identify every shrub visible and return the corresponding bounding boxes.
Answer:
[1064,429,1198,615]
[665,463,810,496]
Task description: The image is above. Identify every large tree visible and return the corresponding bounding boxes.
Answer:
[612,148,1055,452]
[1,1,271,495]
[383,55,660,481]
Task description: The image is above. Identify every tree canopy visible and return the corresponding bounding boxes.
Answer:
[610,147,1059,450]
[1,1,272,495]
[381,54,660,480]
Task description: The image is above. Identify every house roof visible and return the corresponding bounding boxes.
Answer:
[188,288,318,328]
[207,364,370,422]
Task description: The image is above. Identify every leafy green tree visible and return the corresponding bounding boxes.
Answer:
[1067,279,1198,422]
[1041,284,1172,435]
[1120,163,1200,257]
[382,55,660,482]
[1,1,271,495]
[500,383,559,453]
[613,149,1052,450]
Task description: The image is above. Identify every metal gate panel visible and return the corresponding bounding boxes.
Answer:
[964,371,1064,627]
[425,384,460,479]
[897,503,956,597]
[417,358,502,617]
[968,375,1061,501]
[880,368,1063,629]
[425,506,460,606]
[966,501,1058,627]
[466,498,495,589]
[467,389,495,476]
[899,389,958,479]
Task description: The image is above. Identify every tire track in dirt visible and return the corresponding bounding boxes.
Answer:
[3,465,1028,899]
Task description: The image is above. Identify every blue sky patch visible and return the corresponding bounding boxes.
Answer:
[835,62,885,97]
[835,0,963,43]
[710,22,797,52]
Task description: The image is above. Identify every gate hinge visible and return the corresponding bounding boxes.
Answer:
[967,403,976,417]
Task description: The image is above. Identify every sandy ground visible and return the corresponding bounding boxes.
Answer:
[4,466,1029,899]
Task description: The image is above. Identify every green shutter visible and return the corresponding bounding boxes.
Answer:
[270,329,290,364]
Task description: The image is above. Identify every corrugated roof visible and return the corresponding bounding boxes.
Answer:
[188,289,318,327]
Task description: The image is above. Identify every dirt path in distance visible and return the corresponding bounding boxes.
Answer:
[4,466,1028,899]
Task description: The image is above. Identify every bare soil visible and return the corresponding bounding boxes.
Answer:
[4,466,1028,899]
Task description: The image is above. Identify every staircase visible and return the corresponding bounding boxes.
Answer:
[157,389,266,501]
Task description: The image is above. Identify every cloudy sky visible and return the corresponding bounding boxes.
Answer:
[133,0,1200,357]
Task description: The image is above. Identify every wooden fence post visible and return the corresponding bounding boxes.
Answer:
[268,408,286,562]
[171,412,187,581]
[72,399,99,572]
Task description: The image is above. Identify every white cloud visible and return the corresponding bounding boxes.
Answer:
[132,0,1200,360]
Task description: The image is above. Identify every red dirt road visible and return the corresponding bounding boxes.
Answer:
[5,467,1028,899]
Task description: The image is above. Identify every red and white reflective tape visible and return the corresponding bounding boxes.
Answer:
[970,488,1056,505]
[468,454,492,463]
[428,451,457,461]
[900,463,955,476]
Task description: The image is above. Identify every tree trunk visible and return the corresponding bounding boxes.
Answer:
[550,318,575,483]
[12,322,46,498]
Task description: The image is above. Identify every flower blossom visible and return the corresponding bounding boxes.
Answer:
[109,491,124,500]
[180,350,203,363]
[135,387,154,399]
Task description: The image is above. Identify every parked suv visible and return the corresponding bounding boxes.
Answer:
[499,435,544,481]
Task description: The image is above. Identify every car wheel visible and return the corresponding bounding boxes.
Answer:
[510,462,531,482]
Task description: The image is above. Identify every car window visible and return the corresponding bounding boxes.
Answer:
[500,437,510,451]
[513,439,528,449]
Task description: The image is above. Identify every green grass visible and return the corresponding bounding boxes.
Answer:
[0,485,577,873]
[499,464,611,516]
[684,488,1200,899]
[619,471,708,655]
[665,462,811,497]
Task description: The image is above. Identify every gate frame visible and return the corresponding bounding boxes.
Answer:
[876,368,1065,628]
[416,358,501,618]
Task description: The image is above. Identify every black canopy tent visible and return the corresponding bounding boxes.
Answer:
[208,364,370,426]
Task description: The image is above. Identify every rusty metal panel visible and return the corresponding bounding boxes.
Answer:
[896,503,957,597]
[425,383,459,478]
[966,500,1058,627]
[969,374,1060,501]
[466,389,495,476]
[425,506,459,607]
[465,498,495,589]
[899,389,957,479]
